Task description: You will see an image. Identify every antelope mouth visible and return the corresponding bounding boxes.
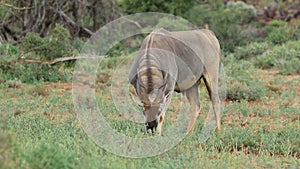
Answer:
[145,120,158,133]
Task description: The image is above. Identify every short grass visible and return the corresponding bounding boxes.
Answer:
[0,58,299,169]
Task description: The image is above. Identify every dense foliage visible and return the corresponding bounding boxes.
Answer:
[119,0,195,16]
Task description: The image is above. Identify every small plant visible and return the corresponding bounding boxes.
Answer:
[254,55,276,69]
[0,43,18,56]
[226,76,267,101]
[20,24,74,60]
[226,1,257,24]
[255,40,300,74]
[119,0,194,17]
[265,20,288,32]
[225,55,268,101]
[184,5,212,26]
[265,20,291,45]
[267,28,289,45]
[210,2,257,52]
[234,42,269,60]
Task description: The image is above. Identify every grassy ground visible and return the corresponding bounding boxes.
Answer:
[0,57,299,169]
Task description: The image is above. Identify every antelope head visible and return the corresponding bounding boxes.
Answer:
[136,73,171,133]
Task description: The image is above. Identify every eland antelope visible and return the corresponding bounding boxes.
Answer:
[129,28,221,134]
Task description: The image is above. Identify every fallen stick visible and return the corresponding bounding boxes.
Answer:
[18,55,105,65]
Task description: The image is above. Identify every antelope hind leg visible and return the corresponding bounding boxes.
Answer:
[184,85,200,134]
[203,73,221,132]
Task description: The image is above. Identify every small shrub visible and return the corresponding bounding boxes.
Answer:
[20,24,74,60]
[265,41,299,74]
[184,1,257,53]
[267,28,289,45]
[234,42,269,60]
[0,60,72,83]
[264,20,295,45]
[210,9,247,53]
[71,37,85,53]
[2,24,75,83]
[226,1,257,24]
[19,32,45,59]
[119,0,194,17]
[265,20,288,32]
[284,40,300,51]
[254,56,276,69]
[0,43,18,56]
[211,3,256,52]
[286,19,300,41]
[226,76,267,101]
[184,5,212,26]
[225,55,268,101]
[277,58,300,75]
[254,40,300,74]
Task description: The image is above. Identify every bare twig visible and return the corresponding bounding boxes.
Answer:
[0,1,31,10]
[53,8,94,37]
[18,56,106,65]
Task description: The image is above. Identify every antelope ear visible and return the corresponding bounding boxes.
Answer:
[129,85,143,107]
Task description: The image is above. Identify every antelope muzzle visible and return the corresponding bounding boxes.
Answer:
[145,120,158,133]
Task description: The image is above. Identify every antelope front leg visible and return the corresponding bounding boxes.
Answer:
[157,112,165,135]
[184,85,200,134]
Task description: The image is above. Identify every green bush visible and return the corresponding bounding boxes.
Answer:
[225,55,268,101]
[269,42,300,75]
[71,37,85,53]
[0,43,18,56]
[185,2,254,53]
[264,20,295,45]
[20,24,74,60]
[265,20,288,32]
[0,59,73,83]
[265,20,289,44]
[287,20,300,41]
[255,40,300,74]
[226,1,257,24]
[226,76,267,101]
[234,42,269,60]
[184,5,212,26]
[119,0,195,17]
[267,28,289,45]
[0,24,75,83]
[254,56,276,69]
[210,2,256,53]
[277,58,300,75]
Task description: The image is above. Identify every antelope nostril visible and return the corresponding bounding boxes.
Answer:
[146,120,158,132]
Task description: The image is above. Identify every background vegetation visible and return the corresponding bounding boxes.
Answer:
[0,0,299,168]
